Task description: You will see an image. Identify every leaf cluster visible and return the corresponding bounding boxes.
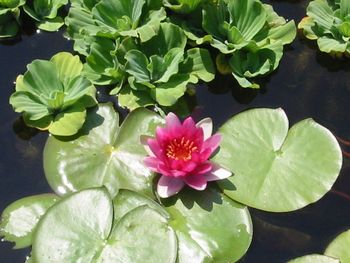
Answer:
[0,0,67,38]
[179,0,296,88]
[298,0,350,57]
[10,52,97,136]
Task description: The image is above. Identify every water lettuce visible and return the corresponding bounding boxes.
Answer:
[187,0,296,88]
[298,0,350,56]
[0,0,24,38]
[10,52,97,136]
[65,0,167,55]
[82,23,215,109]
[23,0,67,31]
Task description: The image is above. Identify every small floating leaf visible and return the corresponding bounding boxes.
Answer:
[325,229,350,262]
[0,194,58,249]
[288,254,339,263]
[163,187,253,263]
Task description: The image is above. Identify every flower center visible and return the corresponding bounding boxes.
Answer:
[166,137,198,161]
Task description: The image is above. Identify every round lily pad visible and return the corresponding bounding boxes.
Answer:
[325,229,350,262]
[32,188,177,263]
[163,187,253,263]
[0,194,58,249]
[43,103,163,197]
[213,108,342,212]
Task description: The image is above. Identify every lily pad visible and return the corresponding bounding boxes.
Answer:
[43,103,164,197]
[213,108,342,212]
[288,254,339,263]
[163,187,253,263]
[0,194,58,249]
[325,230,350,262]
[32,188,177,263]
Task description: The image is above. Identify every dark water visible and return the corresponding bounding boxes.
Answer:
[1,0,350,262]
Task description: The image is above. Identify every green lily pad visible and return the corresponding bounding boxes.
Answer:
[213,108,342,212]
[288,254,339,263]
[43,103,163,197]
[325,230,350,262]
[0,194,58,249]
[32,188,177,263]
[163,187,253,263]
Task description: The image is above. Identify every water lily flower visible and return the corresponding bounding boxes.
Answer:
[143,113,232,198]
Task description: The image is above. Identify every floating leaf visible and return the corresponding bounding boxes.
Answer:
[10,52,97,136]
[200,0,295,88]
[0,194,58,249]
[32,188,177,263]
[325,230,350,262]
[288,254,339,263]
[299,0,350,56]
[163,187,253,262]
[213,108,342,212]
[43,103,163,197]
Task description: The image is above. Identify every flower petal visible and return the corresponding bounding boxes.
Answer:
[205,164,232,181]
[147,138,163,157]
[157,176,185,198]
[196,118,213,140]
[202,133,221,153]
[140,135,154,157]
[144,157,161,173]
[166,112,181,129]
[184,174,207,190]
[192,162,212,175]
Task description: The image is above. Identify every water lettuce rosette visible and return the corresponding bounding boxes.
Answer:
[186,0,296,88]
[298,0,350,57]
[10,52,97,136]
[143,112,231,198]
[22,0,67,31]
[65,0,167,55]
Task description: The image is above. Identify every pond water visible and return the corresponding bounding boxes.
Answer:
[1,0,350,262]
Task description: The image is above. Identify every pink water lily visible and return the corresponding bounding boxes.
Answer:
[143,113,232,198]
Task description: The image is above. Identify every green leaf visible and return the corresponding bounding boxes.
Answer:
[118,85,155,110]
[338,21,350,37]
[83,38,124,85]
[32,188,114,263]
[112,190,169,222]
[213,108,342,212]
[288,254,340,263]
[43,103,163,197]
[32,188,177,263]
[180,48,215,83]
[0,194,58,249]
[163,0,203,14]
[150,74,190,106]
[9,52,96,136]
[325,230,350,262]
[125,50,151,82]
[99,206,177,263]
[340,0,350,19]
[317,36,347,53]
[36,16,64,31]
[227,0,266,41]
[163,187,253,263]
[307,0,334,30]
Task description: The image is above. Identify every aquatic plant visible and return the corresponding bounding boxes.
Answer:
[82,23,215,109]
[0,0,67,38]
[23,0,68,31]
[0,0,24,38]
[299,0,350,57]
[185,0,296,88]
[143,112,231,198]
[9,52,97,136]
